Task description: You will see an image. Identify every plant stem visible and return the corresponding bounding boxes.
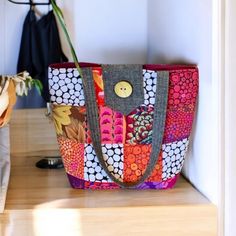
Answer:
[50,0,84,80]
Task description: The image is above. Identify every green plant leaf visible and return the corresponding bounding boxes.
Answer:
[51,0,83,79]
[33,79,43,96]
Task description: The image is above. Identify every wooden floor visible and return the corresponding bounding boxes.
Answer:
[0,152,217,236]
[0,109,217,236]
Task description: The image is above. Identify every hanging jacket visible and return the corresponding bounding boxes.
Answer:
[17,8,68,104]
[17,9,43,80]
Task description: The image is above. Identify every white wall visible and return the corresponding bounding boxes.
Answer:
[0,1,54,107]
[60,0,148,64]
[0,0,148,107]
[225,0,236,235]
[0,1,50,75]
[148,0,217,203]
[0,1,5,75]
[1,0,218,203]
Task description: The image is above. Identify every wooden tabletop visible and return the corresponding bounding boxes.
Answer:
[1,109,217,235]
[1,152,217,236]
[5,152,210,210]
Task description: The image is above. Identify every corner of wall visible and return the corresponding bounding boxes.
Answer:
[146,0,218,204]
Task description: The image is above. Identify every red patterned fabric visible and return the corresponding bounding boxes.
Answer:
[49,64,198,189]
[124,145,162,183]
[58,137,84,179]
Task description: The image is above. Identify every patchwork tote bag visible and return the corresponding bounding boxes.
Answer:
[49,63,199,189]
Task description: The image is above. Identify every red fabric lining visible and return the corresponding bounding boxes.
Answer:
[49,62,197,71]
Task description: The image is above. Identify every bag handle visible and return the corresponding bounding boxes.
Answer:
[82,67,169,188]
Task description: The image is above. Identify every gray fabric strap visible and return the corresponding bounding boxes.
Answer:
[82,66,169,188]
[102,64,144,115]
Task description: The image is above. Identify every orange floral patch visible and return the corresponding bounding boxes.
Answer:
[58,136,84,179]
[124,144,162,183]
[147,152,162,182]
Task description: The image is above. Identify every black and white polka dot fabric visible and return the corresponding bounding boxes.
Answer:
[49,67,159,107]
[143,70,157,106]
[84,144,124,183]
[48,67,85,106]
[161,138,189,181]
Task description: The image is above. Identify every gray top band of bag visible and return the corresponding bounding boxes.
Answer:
[82,65,169,188]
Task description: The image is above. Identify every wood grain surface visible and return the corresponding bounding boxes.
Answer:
[0,152,217,236]
[9,109,59,154]
[1,109,217,236]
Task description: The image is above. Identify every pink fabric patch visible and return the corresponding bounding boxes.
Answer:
[99,106,125,144]
[168,70,198,111]
[163,111,194,143]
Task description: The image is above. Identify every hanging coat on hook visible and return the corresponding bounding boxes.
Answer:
[17,7,68,103]
[17,9,42,82]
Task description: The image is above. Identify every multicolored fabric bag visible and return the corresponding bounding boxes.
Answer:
[49,62,198,189]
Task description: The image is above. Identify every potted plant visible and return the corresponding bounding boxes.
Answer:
[0,72,42,213]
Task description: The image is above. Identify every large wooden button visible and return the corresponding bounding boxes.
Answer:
[114,81,133,98]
